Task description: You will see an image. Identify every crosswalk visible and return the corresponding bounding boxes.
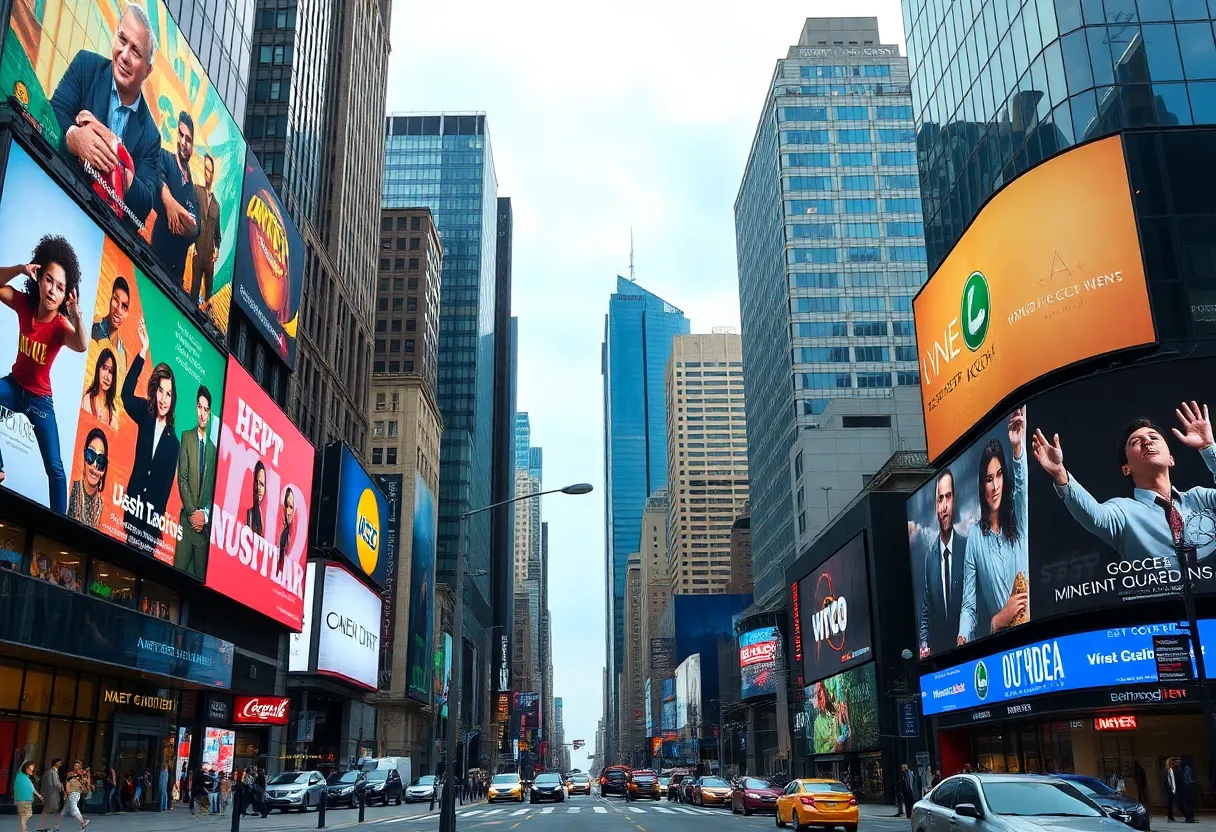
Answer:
[370,801,729,825]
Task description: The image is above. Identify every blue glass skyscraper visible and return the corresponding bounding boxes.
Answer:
[602,276,689,760]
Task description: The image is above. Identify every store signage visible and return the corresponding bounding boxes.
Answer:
[206,695,232,724]
[233,696,291,725]
[1095,715,1138,731]
[897,699,919,738]
[1153,635,1194,684]
[103,688,177,713]
[797,46,899,58]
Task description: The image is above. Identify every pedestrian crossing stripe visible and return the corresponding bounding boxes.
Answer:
[483,808,505,815]
[624,807,646,813]
[541,806,554,813]
[568,806,581,813]
[653,807,676,814]
[673,807,700,814]
[594,806,608,813]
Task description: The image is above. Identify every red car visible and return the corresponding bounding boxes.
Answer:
[730,777,781,815]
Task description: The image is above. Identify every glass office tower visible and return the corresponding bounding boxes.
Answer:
[734,18,926,605]
[602,277,690,760]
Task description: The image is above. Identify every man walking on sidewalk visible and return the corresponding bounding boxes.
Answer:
[894,764,917,818]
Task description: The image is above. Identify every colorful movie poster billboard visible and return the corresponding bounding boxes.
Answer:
[408,473,436,703]
[316,442,389,588]
[0,0,246,331]
[205,356,313,630]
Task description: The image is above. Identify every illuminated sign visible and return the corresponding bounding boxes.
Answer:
[1094,715,1137,731]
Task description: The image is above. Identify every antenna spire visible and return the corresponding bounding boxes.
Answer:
[629,228,636,282]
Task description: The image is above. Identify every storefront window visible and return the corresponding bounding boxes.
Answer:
[0,520,26,570]
[75,675,97,720]
[20,665,53,714]
[88,558,137,608]
[29,536,84,592]
[140,579,180,623]
[0,660,21,710]
[51,670,77,716]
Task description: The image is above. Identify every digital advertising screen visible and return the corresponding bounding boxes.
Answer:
[795,533,873,685]
[0,142,225,576]
[675,653,701,731]
[205,356,314,630]
[914,136,1155,461]
[315,562,381,690]
[907,358,1216,658]
[374,473,402,691]
[740,626,780,699]
[0,0,246,331]
[202,727,234,776]
[644,681,653,737]
[920,619,1216,716]
[232,148,304,368]
[804,661,879,755]
[287,561,318,672]
[316,442,390,588]
[407,473,437,703]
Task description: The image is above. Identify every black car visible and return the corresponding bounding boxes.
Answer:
[530,773,566,804]
[325,770,369,808]
[1054,775,1151,830]
[600,768,630,798]
[364,769,404,806]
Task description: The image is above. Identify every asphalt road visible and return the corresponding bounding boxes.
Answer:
[60,793,918,832]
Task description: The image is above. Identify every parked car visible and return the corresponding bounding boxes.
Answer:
[1051,775,1151,831]
[361,757,411,788]
[691,776,733,807]
[404,775,438,804]
[912,774,1128,832]
[630,771,663,801]
[488,772,525,803]
[680,777,701,804]
[600,766,632,798]
[731,777,781,815]
[566,773,591,795]
[667,774,686,801]
[325,770,369,809]
[364,768,404,806]
[264,770,326,813]
[531,773,567,804]
[775,779,858,832]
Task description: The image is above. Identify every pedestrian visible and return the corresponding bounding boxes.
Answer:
[932,769,943,788]
[894,764,916,818]
[243,768,257,816]
[256,767,269,818]
[103,762,119,815]
[208,768,219,814]
[1134,762,1149,804]
[1163,759,1178,822]
[159,763,169,812]
[1109,770,1126,796]
[192,769,210,816]
[14,760,41,832]
[58,760,92,830]
[38,757,63,832]
[219,772,231,816]
[132,769,143,811]
[1179,758,1198,823]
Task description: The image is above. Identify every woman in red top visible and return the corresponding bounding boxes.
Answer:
[0,235,86,513]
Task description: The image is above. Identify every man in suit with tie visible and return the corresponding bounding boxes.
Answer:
[175,385,215,579]
[49,2,161,222]
[919,468,967,658]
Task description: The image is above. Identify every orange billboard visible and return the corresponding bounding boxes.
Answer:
[914,136,1156,462]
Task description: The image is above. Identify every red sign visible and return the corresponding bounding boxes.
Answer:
[1094,715,1137,732]
[791,581,803,664]
[233,696,291,725]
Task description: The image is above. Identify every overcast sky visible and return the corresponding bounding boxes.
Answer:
[385,0,907,772]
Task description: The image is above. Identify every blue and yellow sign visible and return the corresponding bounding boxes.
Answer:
[318,443,390,589]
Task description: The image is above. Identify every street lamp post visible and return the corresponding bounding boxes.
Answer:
[439,483,593,832]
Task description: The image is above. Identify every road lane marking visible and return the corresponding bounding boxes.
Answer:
[653,807,675,814]
[594,806,609,813]
[541,807,554,814]
[567,806,581,813]
[625,807,647,813]
[483,808,506,815]
[512,808,531,815]
[673,807,699,814]
[460,811,485,817]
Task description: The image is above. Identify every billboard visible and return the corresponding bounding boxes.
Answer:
[316,442,389,588]
[407,473,437,703]
[232,148,304,368]
[0,142,225,574]
[675,653,701,732]
[0,0,246,332]
[914,136,1155,461]
[908,358,1216,658]
[435,632,452,718]
[661,677,676,732]
[795,534,873,684]
[740,626,780,699]
[644,681,653,737]
[920,619,1216,716]
[316,562,381,690]
[287,561,317,672]
[206,356,314,630]
[374,473,402,691]
[804,661,879,754]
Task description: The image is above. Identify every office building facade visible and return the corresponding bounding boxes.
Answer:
[734,17,926,606]
[376,208,443,393]
[602,277,690,760]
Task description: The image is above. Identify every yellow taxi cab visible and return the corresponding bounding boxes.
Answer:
[774,779,858,832]
[565,773,592,795]
[693,776,733,807]
[488,772,525,803]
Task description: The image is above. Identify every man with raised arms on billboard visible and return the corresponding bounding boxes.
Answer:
[1032,401,1216,571]
[959,408,1029,643]
[0,238,87,512]
[150,112,200,276]
[918,467,967,657]
[49,2,161,223]
[176,386,216,579]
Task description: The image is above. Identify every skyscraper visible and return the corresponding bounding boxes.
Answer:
[602,276,689,761]
[384,114,500,742]
[734,17,926,606]
[163,0,253,121]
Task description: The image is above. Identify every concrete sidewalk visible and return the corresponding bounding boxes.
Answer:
[860,802,1216,829]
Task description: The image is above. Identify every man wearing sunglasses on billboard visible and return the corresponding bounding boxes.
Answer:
[1033,401,1216,572]
[50,2,161,223]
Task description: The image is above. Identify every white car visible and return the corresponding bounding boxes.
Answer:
[405,775,438,803]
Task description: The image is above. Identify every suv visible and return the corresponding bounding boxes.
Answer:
[631,770,662,801]
[600,767,631,798]
[667,774,686,801]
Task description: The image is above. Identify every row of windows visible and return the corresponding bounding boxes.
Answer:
[781,104,915,121]
[788,196,924,214]
[788,246,927,265]
[794,320,916,338]
[790,220,924,238]
[796,83,912,96]
[784,150,918,168]
[781,127,918,144]
[791,295,916,313]
[801,64,894,78]
[789,270,925,289]
[785,175,921,192]
[795,344,918,362]
[796,371,920,389]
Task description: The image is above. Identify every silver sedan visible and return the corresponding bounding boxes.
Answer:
[913,774,1132,832]
[264,770,327,812]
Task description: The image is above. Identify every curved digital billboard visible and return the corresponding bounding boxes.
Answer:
[914,135,1155,462]
[740,627,780,699]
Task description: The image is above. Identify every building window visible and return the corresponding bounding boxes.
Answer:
[387,448,398,465]
[372,448,384,465]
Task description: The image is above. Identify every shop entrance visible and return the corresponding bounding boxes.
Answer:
[110,715,169,811]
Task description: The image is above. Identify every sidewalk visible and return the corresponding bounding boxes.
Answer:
[860,802,1216,830]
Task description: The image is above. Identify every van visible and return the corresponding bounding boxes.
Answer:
[360,756,411,785]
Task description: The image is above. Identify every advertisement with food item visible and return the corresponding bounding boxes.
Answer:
[232,148,304,368]
[205,356,313,630]
[0,0,245,329]
[803,662,879,755]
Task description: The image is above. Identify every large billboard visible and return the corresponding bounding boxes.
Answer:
[0,0,245,332]
[921,619,1216,716]
[0,142,225,575]
[232,148,304,368]
[804,662,879,755]
[375,473,402,691]
[287,561,317,673]
[914,136,1155,461]
[407,473,436,703]
[206,356,314,630]
[674,653,701,732]
[908,358,1216,658]
[660,677,676,732]
[740,627,781,699]
[316,562,381,690]
[316,442,389,588]
[795,533,873,684]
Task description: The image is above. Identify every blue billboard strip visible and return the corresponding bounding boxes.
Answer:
[920,619,1216,716]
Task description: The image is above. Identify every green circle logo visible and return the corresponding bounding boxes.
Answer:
[961,271,991,352]
[974,660,990,701]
